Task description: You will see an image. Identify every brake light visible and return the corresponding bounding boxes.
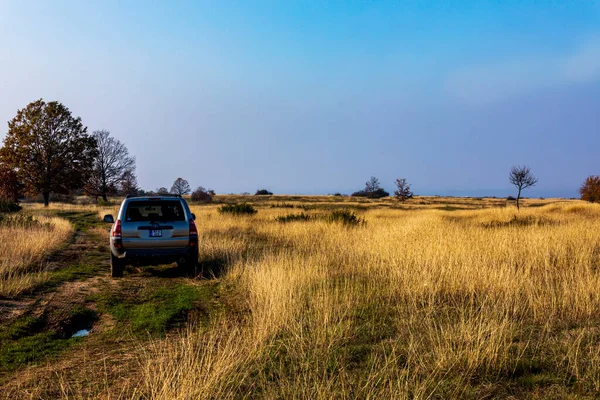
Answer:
[189,219,198,236]
[112,220,122,237]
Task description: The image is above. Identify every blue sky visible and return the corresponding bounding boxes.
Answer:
[1,1,599,197]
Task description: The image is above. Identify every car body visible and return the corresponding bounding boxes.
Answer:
[103,195,198,277]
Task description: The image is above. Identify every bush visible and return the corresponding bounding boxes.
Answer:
[270,203,295,208]
[191,187,213,203]
[255,189,273,196]
[0,198,22,213]
[351,188,389,199]
[218,203,257,215]
[327,210,365,226]
[276,213,312,223]
[506,196,516,201]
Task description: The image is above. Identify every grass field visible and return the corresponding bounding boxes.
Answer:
[1,196,600,398]
[0,214,72,298]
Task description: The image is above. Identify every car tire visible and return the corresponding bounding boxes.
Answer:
[179,254,198,278]
[110,252,124,278]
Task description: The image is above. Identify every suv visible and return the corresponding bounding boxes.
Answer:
[103,195,198,277]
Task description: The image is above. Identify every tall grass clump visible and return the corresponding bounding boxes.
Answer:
[218,203,257,216]
[327,209,365,226]
[275,213,312,223]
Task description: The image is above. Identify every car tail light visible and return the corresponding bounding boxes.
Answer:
[189,219,198,236]
[112,220,122,238]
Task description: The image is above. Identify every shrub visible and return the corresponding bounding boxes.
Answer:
[0,198,22,213]
[270,203,295,208]
[276,213,312,223]
[218,203,257,215]
[191,187,213,203]
[351,188,389,199]
[506,196,516,201]
[327,210,365,226]
[255,189,273,195]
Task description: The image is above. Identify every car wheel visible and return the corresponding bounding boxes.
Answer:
[110,252,124,278]
[180,254,198,278]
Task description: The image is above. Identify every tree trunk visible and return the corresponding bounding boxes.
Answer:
[102,193,108,202]
[43,192,50,207]
[516,188,521,212]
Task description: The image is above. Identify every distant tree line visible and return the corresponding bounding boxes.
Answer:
[1,100,598,207]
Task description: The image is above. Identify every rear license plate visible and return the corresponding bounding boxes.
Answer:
[150,229,162,237]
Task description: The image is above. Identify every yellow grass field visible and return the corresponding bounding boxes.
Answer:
[0,215,71,298]
[2,196,600,399]
[138,198,600,398]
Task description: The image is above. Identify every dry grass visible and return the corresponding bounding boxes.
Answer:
[137,200,600,398]
[0,215,72,298]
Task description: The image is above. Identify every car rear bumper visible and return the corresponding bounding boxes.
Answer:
[111,245,198,265]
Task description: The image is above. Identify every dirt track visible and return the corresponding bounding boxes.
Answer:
[0,211,218,398]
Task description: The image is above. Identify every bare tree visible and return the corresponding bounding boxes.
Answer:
[394,178,414,203]
[85,130,135,201]
[509,165,538,211]
[170,177,191,196]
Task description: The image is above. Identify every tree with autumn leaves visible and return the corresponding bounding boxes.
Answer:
[0,99,142,205]
[1,99,97,206]
[580,175,600,203]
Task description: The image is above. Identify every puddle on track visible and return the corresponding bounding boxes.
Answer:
[71,329,90,338]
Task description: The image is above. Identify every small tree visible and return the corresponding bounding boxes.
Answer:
[580,175,600,203]
[119,170,139,196]
[191,186,213,203]
[156,187,169,195]
[170,178,191,196]
[394,178,414,203]
[509,165,538,211]
[85,130,136,201]
[1,99,97,206]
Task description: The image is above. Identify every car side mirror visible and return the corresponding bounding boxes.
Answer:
[103,214,114,223]
[191,213,196,220]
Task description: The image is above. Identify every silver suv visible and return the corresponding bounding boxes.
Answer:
[103,195,198,277]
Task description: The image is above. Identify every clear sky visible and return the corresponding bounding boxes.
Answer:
[1,1,599,197]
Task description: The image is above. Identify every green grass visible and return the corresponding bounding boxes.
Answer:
[0,316,81,372]
[93,283,216,336]
[56,211,107,231]
[48,263,103,283]
[0,332,80,371]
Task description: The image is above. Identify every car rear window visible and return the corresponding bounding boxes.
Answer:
[125,201,186,222]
